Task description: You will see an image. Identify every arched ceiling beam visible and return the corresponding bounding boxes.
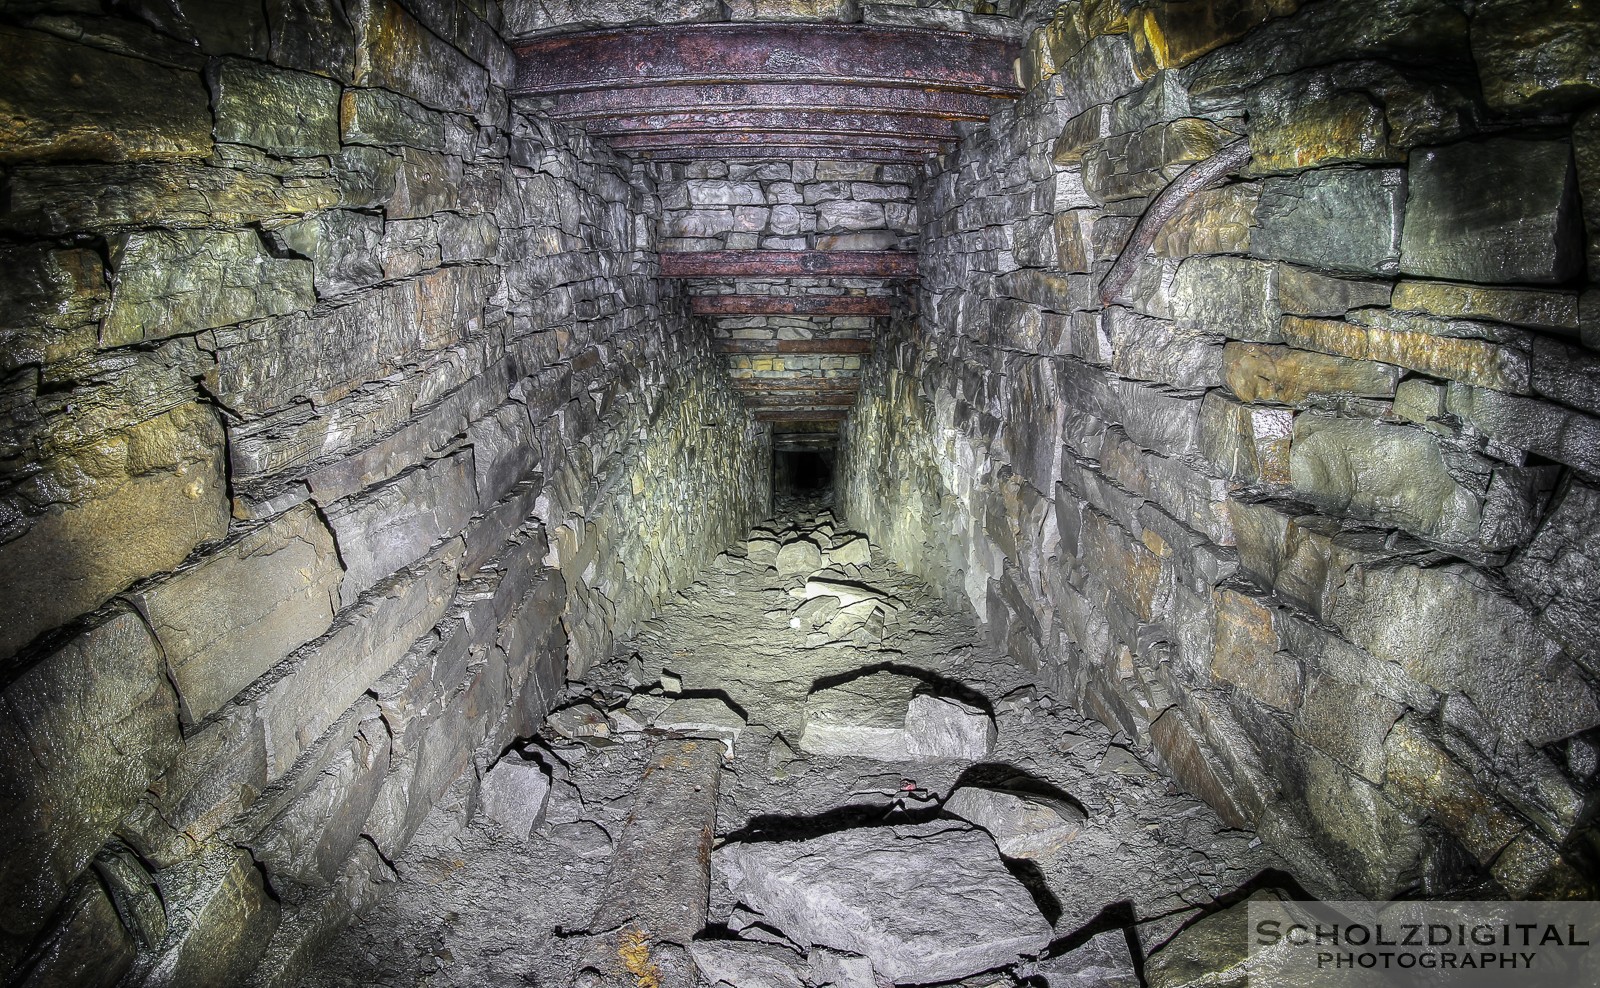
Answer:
[586,110,963,141]
[533,83,999,122]
[511,24,1022,97]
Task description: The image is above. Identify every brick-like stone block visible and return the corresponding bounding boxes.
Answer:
[1399,138,1583,285]
[209,58,341,156]
[0,611,180,937]
[130,504,344,725]
[1251,167,1405,276]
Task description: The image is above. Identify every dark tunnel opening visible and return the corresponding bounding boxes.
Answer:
[773,448,836,495]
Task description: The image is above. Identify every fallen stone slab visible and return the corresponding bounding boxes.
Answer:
[688,939,807,988]
[803,577,901,612]
[653,696,746,755]
[905,693,996,760]
[477,755,550,840]
[714,821,1052,984]
[775,538,824,576]
[1018,929,1139,987]
[828,537,872,567]
[1144,890,1361,988]
[800,672,995,761]
[545,702,611,740]
[943,787,1086,859]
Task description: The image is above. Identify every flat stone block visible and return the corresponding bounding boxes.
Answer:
[1224,342,1399,405]
[209,58,341,156]
[0,611,180,937]
[103,228,313,346]
[131,504,343,724]
[1251,167,1405,276]
[0,26,211,163]
[1399,138,1583,285]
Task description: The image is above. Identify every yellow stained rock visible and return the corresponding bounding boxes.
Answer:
[1391,280,1579,333]
[1223,342,1399,405]
[1130,0,1304,73]
[1246,91,1401,174]
[1280,315,1530,394]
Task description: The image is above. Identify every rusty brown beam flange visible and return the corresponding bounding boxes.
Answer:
[756,409,850,422]
[717,339,873,354]
[693,295,893,316]
[608,131,950,153]
[730,378,860,391]
[586,110,964,140]
[662,251,917,278]
[537,84,999,122]
[512,25,1022,97]
[633,145,933,162]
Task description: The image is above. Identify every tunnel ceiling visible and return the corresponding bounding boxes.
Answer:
[509,22,1021,436]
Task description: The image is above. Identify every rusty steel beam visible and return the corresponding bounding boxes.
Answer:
[632,145,932,162]
[662,251,917,278]
[512,25,1022,97]
[730,378,860,391]
[693,295,892,317]
[607,131,949,153]
[586,110,963,140]
[756,409,850,422]
[537,84,998,122]
[717,339,873,355]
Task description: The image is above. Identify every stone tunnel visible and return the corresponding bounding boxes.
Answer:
[3,0,1600,985]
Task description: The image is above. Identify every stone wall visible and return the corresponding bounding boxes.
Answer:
[840,0,1600,902]
[655,159,921,253]
[0,2,765,985]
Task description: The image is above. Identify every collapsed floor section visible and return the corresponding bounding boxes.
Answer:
[304,497,1280,987]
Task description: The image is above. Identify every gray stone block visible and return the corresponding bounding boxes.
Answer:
[132,505,344,724]
[255,543,460,780]
[208,58,341,157]
[326,448,478,608]
[0,611,180,937]
[103,228,313,345]
[1252,167,1406,276]
[1400,138,1583,284]
[145,850,278,987]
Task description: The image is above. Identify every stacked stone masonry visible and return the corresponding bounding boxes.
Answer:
[0,2,767,985]
[841,0,1600,902]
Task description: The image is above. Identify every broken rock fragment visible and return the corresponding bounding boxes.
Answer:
[800,672,995,761]
[775,538,824,576]
[477,755,550,840]
[943,787,1087,859]
[653,696,746,755]
[714,821,1052,984]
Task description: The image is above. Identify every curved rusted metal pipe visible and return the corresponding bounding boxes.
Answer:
[1098,138,1254,306]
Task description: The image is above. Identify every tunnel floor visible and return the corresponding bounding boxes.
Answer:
[302,497,1283,987]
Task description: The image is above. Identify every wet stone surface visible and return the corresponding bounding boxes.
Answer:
[302,495,1281,987]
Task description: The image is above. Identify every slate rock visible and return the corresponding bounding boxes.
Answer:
[546,702,612,740]
[904,693,996,760]
[714,821,1052,984]
[478,756,551,839]
[828,537,872,566]
[687,939,807,988]
[1145,891,1361,988]
[776,538,825,576]
[130,503,343,725]
[145,850,279,987]
[1251,167,1406,276]
[0,25,211,164]
[103,228,314,345]
[943,787,1086,859]
[208,58,341,156]
[0,610,181,938]
[92,846,166,949]
[654,696,747,754]
[799,672,916,758]
[9,880,134,988]
[1399,138,1583,285]
[1505,480,1600,657]
[1019,929,1139,988]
